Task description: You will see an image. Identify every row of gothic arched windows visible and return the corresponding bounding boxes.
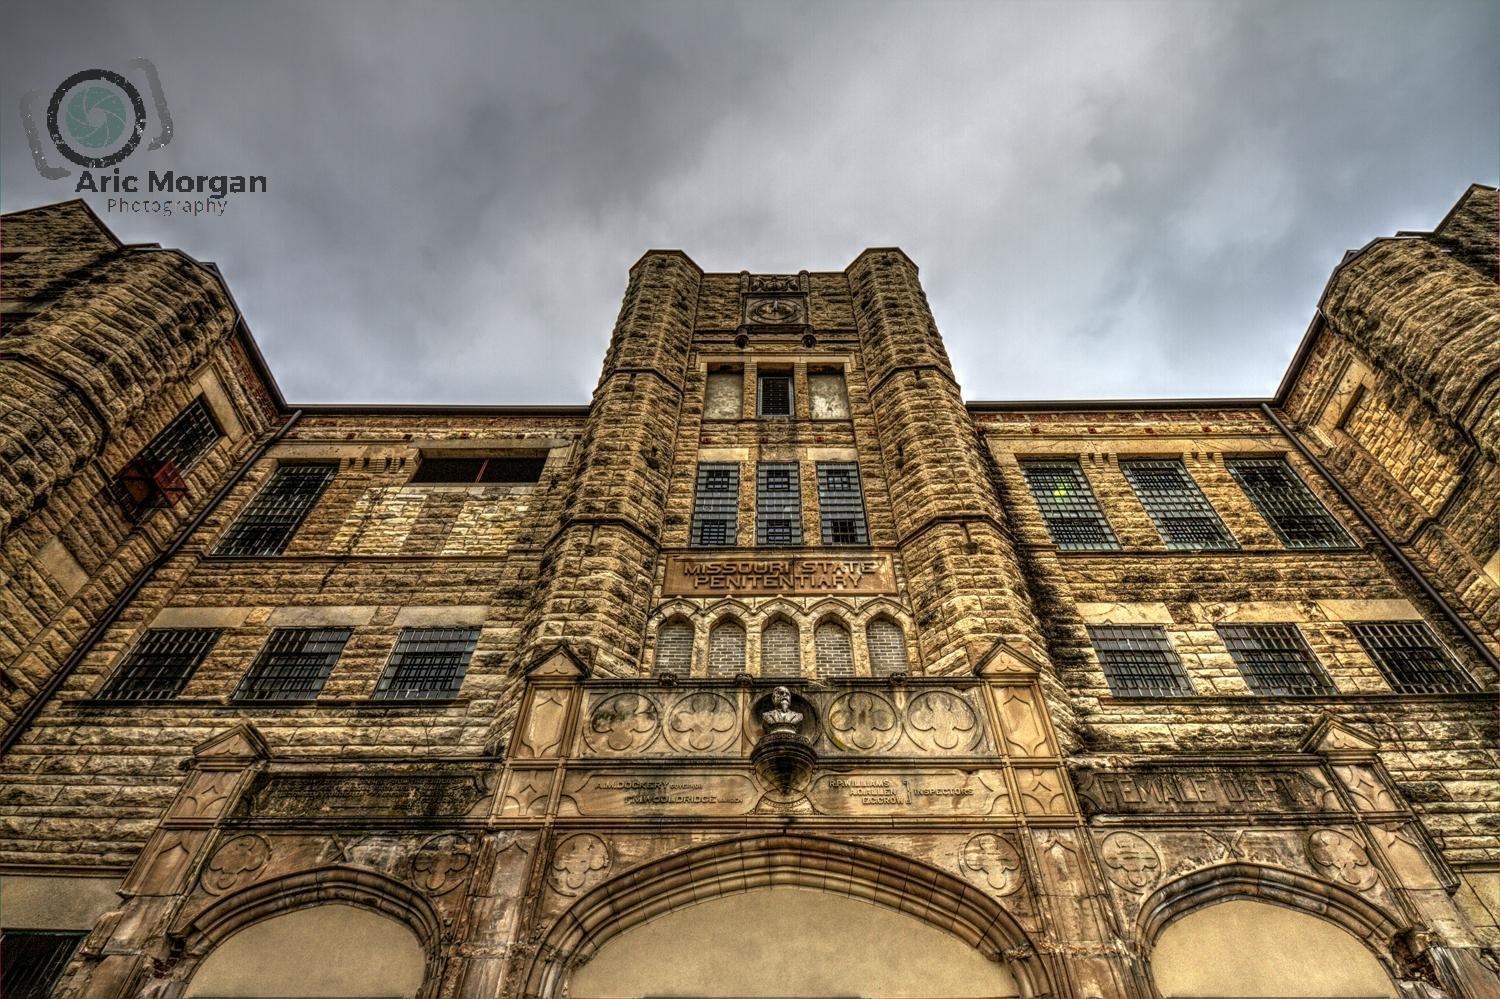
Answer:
[653,616,909,679]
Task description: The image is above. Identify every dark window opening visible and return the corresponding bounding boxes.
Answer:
[1,930,87,999]
[409,455,546,484]
[101,628,221,700]
[374,627,479,699]
[214,463,337,556]
[1088,625,1195,697]
[1350,621,1475,694]
[112,398,222,514]
[1020,461,1119,551]
[1218,623,1333,695]
[1226,457,1352,549]
[758,374,793,417]
[234,627,352,701]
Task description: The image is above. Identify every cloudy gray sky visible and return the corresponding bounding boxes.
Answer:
[2,0,1496,405]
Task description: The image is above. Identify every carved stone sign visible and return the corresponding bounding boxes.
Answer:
[805,769,1011,817]
[664,554,897,596]
[557,770,758,817]
[1072,765,1337,817]
[237,772,489,820]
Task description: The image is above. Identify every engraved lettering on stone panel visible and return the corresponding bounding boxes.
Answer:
[1306,829,1379,890]
[517,689,569,759]
[556,771,756,816]
[663,691,739,754]
[1072,766,1339,816]
[904,690,981,753]
[997,687,1051,758]
[959,833,1024,896]
[1099,832,1161,892]
[1334,765,1400,812]
[826,691,899,752]
[664,555,896,597]
[806,769,1010,816]
[201,834,272,895]
[1017,768,1070,815]
[584,692,661,754]
[548,834,610,897]
[411,833,473,894]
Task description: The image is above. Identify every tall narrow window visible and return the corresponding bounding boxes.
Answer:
[691,463,739,546]
[815,620,855,678]
[866,618,909,676]
[1120,459,1236,550]
[761,618,800,678]
[757,372,793,417]
[374,627,479,699]
[234,627,352,701]
[815,462,868,545]
[708,618,746,677]
[1217,624,1333,695]
[1,931,87,999]
[1350,622,1475,693]
[654,619,694,676]
[1087,626,1195,696]
[1226,457,1352,549]
[1020,460,1119,551]
[704,368,743,419]
[102,628,222,700]
[756,462,802,545]
[214,463,337,556]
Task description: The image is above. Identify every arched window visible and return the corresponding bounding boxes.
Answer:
[653,618,693,676]
[866,618,909,676]
[707,618,746,677]
[815,619,854,678]
[760,618,800,678]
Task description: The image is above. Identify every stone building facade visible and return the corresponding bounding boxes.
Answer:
[0,186,1496,999]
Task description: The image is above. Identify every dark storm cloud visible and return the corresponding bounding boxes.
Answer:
[2,0,1496,404]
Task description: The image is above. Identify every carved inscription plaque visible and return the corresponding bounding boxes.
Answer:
[1072,765,1337,817]
[557,770,758,817]
[237,772,489,820]
[806,769,1012,817]
[664,554,897,596]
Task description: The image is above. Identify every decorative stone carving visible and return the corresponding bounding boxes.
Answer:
[548,833,610,897]
[996,686,1052,757]
[500,771,554,817]
[1099,832,1161,892]
[747,274,801,293]
[1016,768,1070,816]
[664,691,739,753]
[1306,828,1379,890]
[1334,765,1400,812]
[201,834,271,895]
[904,690,980,752]
[826,691,899,752]
[411,833,473,894]
[515,689,569,759]
[584,692,661,754]
[762,686,802,730]
[752,687,817,793]
[744,297,804,325]
[174,772,236,820]
[959,832,1024,896]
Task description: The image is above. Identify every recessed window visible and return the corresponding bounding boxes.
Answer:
[1020,460,1119,551]
[654,619,694,676]
[409,455,545,484]
[815,462,868,545]
[1350,621,1475,693]
[1217,623,1333,695]
[214,463,337,556]
[101,628,222,700]
[1088,625,1195,696]
[756,462,802,545]
[808,369,850,419]
[1226,457,1352,549]
[708,618,746,677]
[704,368,743,420]
[815,619,854,678]
[374,627,479,699]
[691,462,739,547]
[761,618,800,678]
[757,373,793,417]
[234,627,352,701]
[1,930,87,999]
[113,397,223,513]
[1120,459,1237,550]
[866,618,909,676]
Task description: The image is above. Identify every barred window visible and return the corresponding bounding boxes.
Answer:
[866,618,909,676]
[409,455,545,484]
[102,628,221,700]
[136,397,222,475]
[374,627,479,699]
[654,619,694,676]
[756,462,802,545]
[1217,624,1333,695]
[761,618,801,678]
[214,464,337,556]
[1226,457,1352,549]
[1087,626,1195,696]
[234,627,352,701]
[758,373,793,417]
[1,930,87,999]
[1120,459,1237,550]
[1350,621,1475,694]
[691,463,739,546]
[708,618,746,677]
[1020,461,1119,550]
[815,620,855,678]
[816,462,868,545]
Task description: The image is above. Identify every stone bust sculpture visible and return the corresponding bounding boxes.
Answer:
[762,686,803,731]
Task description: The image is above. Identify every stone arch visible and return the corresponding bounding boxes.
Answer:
[652,616,694,676]
[706,615,747,677]
[813,616,855,678]
[523,833,1055,999]
[760,615,801,678]
[1137,862,1405,992]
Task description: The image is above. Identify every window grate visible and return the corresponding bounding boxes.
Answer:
[1217,624,1332,695]
[758,374,793,417]
[1226,457,1352,549]
[691,463,739,547]
[374,627,479,699]
[816,462,868,545]
[137,398,222,475]
[214,464,337,556]
[1020,461,1119,551]
[102,628,221,700]
[1,930,87,999]
[1120,460,1237,550]
[756,462,802,546]
[1088,626,1195,696]
[234,627,351,701]
[1350,622,1475,694]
